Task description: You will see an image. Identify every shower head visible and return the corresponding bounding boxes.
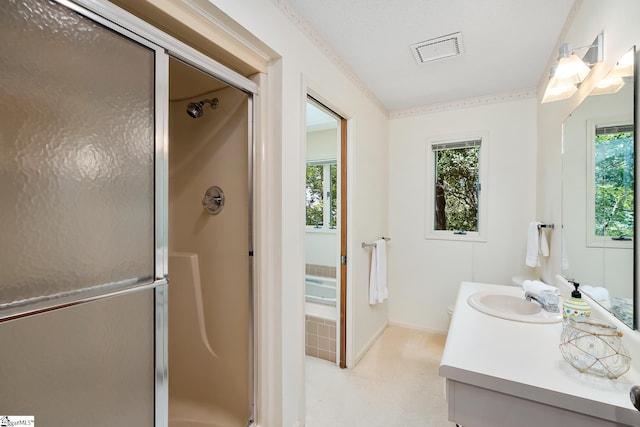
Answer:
[186,98,219,119]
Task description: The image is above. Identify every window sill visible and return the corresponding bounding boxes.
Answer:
[586,239,633,249]
[425,232,486,243]
[305,227,338,235]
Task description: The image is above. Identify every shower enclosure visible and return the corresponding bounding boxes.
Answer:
[168,58,253,426]
[0,1,256,426]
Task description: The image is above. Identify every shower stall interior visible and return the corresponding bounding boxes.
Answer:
[168,57,253,427]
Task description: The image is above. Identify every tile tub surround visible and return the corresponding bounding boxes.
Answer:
[305,264,336,278]
[440,282,640,426]
[305,315,336,362]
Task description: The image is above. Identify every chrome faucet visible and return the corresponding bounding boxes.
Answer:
[525,291,559,313]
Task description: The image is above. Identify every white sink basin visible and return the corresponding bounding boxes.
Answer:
[467,291,562,323]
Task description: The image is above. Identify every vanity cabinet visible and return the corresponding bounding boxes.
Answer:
[440,282,640,427]
[444,379,626,427]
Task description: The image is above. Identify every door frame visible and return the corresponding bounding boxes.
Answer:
[305,92,349,368]
[338,116,348,369]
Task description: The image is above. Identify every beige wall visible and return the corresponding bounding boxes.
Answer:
[307,128,338,162]
[168,81,250,424]
[389,97,538,333]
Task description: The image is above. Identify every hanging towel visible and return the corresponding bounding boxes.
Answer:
[539,227,549,257]
[561,231,570,271]
[525,222,549,267]
[525,222,541,267]
[369,239,388,304]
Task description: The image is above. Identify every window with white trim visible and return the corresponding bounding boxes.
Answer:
[425,132,488,241]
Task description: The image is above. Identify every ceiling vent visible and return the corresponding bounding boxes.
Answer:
[410,32,464,64]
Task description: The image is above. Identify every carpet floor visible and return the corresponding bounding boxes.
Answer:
[305,325,453,427]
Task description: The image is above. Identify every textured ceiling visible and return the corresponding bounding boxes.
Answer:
[287,0,575,112]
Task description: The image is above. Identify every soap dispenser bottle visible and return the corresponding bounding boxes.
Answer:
[563,280,591,320]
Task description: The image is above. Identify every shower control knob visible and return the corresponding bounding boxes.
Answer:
[202,186,225,215]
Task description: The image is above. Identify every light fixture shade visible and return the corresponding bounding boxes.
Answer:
[541,50,590,103]
[608,49,634,78]
[591,76,625,95]
[541,35,604,103]
[554,53,591,84]
[541,74,578,103]
[590,48,634,95]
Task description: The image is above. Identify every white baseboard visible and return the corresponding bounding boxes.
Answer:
[352,320,389,367]
[388,319,448,336]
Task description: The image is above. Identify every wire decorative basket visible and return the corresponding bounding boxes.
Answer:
[559,317,631,379]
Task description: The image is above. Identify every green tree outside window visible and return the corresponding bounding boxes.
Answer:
[306,164,324,227]
[306,162,337,229]
[433,144,480,232]
[330,164,337,228]
[594,128,634,238]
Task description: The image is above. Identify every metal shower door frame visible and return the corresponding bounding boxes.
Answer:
[6,0,259,426]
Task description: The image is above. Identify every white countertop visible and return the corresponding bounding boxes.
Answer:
[439,281,640,425]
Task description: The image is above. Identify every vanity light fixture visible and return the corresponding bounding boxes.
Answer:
[609,48,635,78]
[541,33,604,103]
[591,48,635,95]
[591,75,625,95]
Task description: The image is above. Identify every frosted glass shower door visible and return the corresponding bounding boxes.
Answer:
[0,0,166,319]
[0,0,170,424]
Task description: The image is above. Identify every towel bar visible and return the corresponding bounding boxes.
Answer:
[538,223,554,230]
[361,237,391,248]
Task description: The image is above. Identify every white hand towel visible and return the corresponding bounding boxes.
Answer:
[522,280,558,295]
[539,228,549,257]
[375,239,388,302]
[369,244,378,304]
[369,239,388,304]
[525,222,542,267]
[561,231,569,270]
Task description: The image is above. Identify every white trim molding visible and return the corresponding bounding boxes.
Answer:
[390,88,537,119]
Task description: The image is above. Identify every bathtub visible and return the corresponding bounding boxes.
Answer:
[305,275,337,306]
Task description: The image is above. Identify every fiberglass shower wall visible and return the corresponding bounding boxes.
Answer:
[168,70,251,426]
